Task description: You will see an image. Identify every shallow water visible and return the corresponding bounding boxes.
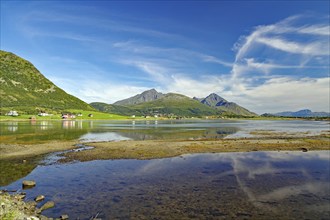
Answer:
[1,151,329,219]
[1,119,329,219]
[0,119,328,143]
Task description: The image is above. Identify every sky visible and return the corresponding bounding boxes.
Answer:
[1,0,329,114]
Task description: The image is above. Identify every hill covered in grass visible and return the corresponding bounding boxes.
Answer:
[93,89,257,117]
[0,50,93,114]
[130,93,223,117]
[92,92,224,117]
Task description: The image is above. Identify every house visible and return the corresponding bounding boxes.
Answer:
[38,112,49,116]
[62,113,76,119]
[77,113,83,117]
[6,111,19,116]
[88,114,93,117]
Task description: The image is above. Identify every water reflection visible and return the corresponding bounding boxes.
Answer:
[0,119,329,144]
[1,151,329,219]
[6,122,18,132]
[79,132,131,142]
[39,121,52,130]
[62,120,76,129]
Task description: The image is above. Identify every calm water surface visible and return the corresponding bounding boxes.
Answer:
[1,151,329,219]
[0,119,328,143]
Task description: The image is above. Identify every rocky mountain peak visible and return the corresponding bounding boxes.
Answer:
[113,89,164,106]
[201,93,227,107]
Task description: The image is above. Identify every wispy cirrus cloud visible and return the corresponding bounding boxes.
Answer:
[255,37,328,56]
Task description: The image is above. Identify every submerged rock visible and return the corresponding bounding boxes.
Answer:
[35,195,45,202]
[40,201,55,212]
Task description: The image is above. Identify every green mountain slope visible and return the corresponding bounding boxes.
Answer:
[0,50,93,113]
[90,102,141,116]
[131,93,222,116]
[93,93,223,117]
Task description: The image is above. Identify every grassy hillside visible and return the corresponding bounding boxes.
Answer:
[131,93,222,117]
[90,102,140,116]
[0,50,94,114]
[216,102,256,116]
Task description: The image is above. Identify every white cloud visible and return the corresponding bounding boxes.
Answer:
[223,14,330,113]
[256,37,328,56]
[49,76,151,104]
[297,24,330,36]
[238,77,330,113]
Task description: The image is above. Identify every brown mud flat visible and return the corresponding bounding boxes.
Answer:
[61,135,329,162]
[0,131,329,162]
[0,141,78,160]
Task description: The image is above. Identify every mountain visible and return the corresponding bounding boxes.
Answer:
[194,93,257,116]
[94,90,256,117]
[264,109,330,117]
[113,89,164,106]
[93,93,223,117]
[130,93,223,117]
[0,50,93,114]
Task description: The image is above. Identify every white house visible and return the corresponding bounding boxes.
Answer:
[38,112,49,116]
[6,111,19,116]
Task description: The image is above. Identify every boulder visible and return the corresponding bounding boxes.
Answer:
[22,180,36,189]
[60,214,69,219]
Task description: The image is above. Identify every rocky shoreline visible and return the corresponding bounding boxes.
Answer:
[1,180,100,220]
[0,187,61,220]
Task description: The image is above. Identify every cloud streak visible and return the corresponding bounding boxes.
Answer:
[256,37,328,56]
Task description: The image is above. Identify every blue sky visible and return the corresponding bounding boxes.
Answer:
[1,0,329,113]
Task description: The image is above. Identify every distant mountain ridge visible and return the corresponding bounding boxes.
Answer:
[265,109,330,117]
[92,89,257,117]
[114,89,164,106]
[0,50,93,114]
[194,93,257,116]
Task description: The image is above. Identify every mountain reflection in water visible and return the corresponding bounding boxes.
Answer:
[1,119,328,143]
[2,151,329,219]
